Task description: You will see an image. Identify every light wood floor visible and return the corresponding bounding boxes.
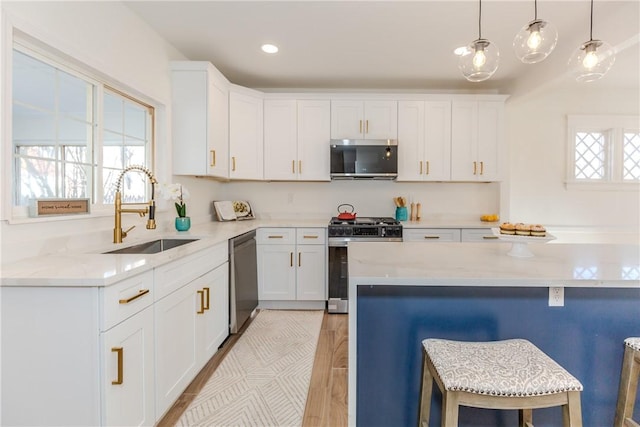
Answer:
[157,310,349,427]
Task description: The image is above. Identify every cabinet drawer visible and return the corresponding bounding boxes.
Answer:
[154,242,228,301]
[296,228,326,245]
[256,228,295,244]
[403,228,461,242]
[102,270,154,331]
[461,228,498,242]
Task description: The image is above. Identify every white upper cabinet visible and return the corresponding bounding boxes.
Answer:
[171,61,229,178]
[451,100,504,181]
[331,100,397,140]
[264,99,331,181]
[397,100,451,181]
[229,87,264,180]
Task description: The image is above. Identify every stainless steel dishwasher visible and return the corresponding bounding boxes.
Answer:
[229,230,258,333]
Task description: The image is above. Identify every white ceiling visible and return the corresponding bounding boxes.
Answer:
[125,0,640,95]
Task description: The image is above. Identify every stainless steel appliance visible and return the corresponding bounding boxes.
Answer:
[327,217,402,313]
[330,139,398,180]
[229,230,258,333]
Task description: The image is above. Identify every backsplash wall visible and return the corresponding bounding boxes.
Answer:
[214,180,501,220]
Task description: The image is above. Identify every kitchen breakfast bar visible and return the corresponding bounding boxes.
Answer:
[347,241,640,427]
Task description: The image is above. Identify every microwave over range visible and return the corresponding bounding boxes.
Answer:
[330,139,398,180]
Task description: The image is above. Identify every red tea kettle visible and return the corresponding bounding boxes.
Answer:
[337,204,357,220]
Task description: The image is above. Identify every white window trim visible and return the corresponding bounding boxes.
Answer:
[4,24,162,224]
[566,115,640,191]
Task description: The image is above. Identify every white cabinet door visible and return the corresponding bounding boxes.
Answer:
[424,101,452,181]
[229,89,264,180]
[330,100,364,139]
[198,264,229,362]
[331,100,397,139]
[364,100,398,140]
[397,101,425,181]
[461,228,499,243]
[403,228,461,242]
[296,244,326,301]
[451,100,503,181]
[257,244,296,300]
[171,62,229,178]
[102,306,155,427]
[298,100,331,181]
[154,282,199,418]
[264,99,297,180]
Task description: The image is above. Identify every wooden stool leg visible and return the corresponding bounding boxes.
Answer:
[419,353,434,427]
[615,346,640,427]
[519,409,533,427]
[562,391,583,427]
[441,391,459,427]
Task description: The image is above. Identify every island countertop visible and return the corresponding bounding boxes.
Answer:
[348,241,640,288]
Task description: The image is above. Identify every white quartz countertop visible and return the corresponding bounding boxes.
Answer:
[0,218,328,287]
[348,241,640,288]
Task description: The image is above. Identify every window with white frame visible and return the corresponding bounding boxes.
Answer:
[567,115,640,187]
[11,42,154,215]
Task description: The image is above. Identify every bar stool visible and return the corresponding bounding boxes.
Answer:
[419,338,583,427]
[614,337,640,427]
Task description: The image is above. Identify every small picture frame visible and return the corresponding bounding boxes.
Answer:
[29,198,91,217]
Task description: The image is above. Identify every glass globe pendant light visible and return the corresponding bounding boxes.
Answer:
[513,0,558,63]
[568,0,616,82]
[458,0,499,82]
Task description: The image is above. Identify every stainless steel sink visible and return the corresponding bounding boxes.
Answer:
[103,238,199,254]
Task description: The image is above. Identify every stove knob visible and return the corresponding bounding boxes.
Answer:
[345,228,353,236]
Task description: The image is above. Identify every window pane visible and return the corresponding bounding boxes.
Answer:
[12,50,55,111]
[64,162,90,199]
[103,146,123,169]
[64,146,90,166]
[103,167,146,204]
[59,117,92,146]
[17,157,59,204]
[103,92,123,133]
[124,102,147,139]
[13,104,56,143]
[103,167,120,204]
[18,145,57,160]
[623,132,640,180]
[125,144,145,165]
[59,70,92,121]
[574,132,605,179]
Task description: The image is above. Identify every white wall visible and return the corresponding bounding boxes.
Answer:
[506,86,640,229]
[0,1,202,263]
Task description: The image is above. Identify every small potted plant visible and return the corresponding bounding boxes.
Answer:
[161,183,190,231]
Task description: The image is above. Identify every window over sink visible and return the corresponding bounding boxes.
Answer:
[10,36,155,219]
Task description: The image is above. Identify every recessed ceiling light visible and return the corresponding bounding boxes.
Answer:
[261,44,279,54]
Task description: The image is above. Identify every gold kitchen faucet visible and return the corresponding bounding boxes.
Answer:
[113,165,157,243]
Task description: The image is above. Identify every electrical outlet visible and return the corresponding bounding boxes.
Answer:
[549,286,564,307]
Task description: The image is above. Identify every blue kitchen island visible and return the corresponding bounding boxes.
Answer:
[347,241,640,427]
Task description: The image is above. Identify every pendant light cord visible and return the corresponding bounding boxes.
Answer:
[589,0,594,41]
[478,0,482,39]
[534,0,538,20]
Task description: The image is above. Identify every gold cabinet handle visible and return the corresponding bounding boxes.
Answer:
[483,235,499,240]
[210,150,216,167]
[359,120,362,134]
[366,120,369,134]
[423,235,441,239]
[303,235,318,239]
[480,161,484,175]
[197,290,205,314]
[203,287,210,311]
[426,161,430,175]
[419,161,423,175]
[112,347,123,385]
[292,160,295,173]
[298,252,301,267]
[473,161,477,175]
[232,156,236,172]
[268,235,284,239]
[290,252,293,267]
[119,289,149,304]
[299,160,302,174]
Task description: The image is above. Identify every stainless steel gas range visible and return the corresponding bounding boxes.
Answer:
[327,217,402,313]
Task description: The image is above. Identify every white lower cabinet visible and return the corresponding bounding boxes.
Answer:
[461,228,497,242]
[257,228,326,301]
[102,306,155,427]
[404,228,461,242]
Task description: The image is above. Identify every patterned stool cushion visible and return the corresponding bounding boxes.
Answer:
[422,338,583,397]
[625,337,640,351]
